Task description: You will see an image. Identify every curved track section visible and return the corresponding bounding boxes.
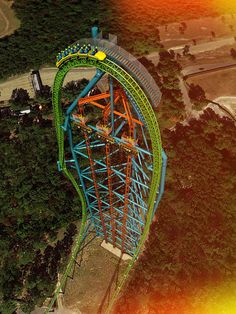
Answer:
[73,37,162,108]
[46,43,163,313]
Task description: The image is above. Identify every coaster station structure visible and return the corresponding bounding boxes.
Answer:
[46,27,167,313]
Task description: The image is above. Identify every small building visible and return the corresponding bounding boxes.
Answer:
[31,70,43,94]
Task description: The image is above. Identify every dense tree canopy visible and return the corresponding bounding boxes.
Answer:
[0,116,81,312]
[10,88,30,110]
[230,47,236,59]
[139,53,185,126]
[62,78,89,103]
[114,108,236,313]
[0,0,111,80]
[188,83,207,111]
[188,83,206,101]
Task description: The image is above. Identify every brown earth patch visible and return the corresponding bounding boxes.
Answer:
[0,0,20,38]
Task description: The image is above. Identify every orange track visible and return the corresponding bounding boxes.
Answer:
[120,92,134,252]
[121,154,132,252]
[103,96,117,247]
[84,131,108,241]
[78,92,143,126]
[105,143,116,246]
[77,90,137,252]
[78,103,108,241]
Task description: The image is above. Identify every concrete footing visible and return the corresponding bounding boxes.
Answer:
[101,240,132,261]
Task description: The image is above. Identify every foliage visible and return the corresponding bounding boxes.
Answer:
[0,2,235,312]
[35,85,51,102]
[10,88,30,110]
[62,78,89,103]
[188,83,207,110]
[0,0,226,80]
[105,0,222,55]
[34,85,52,113]
[139,52,185,123]
[188,83,206,101]
[183,45,190,56]
[0,0,111,80]
[139,53,185,125]
[0,116,80,312]
[114,109,236,313]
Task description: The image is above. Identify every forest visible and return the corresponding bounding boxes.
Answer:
[0,0,111,80]
[114,108,236,313]
[0,113,81,313]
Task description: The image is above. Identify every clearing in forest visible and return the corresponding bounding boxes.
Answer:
[0,0,20,38]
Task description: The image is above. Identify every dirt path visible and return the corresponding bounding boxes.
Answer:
[171,36,236,54]
[0,3,9,35]
[212,96,236,118]
[0,0,20,38]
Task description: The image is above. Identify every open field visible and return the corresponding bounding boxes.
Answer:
[179,41,236,68]
[187,67,236,100]
[63,236,128,314]
[0,0,20,38]
[160,14,236,49]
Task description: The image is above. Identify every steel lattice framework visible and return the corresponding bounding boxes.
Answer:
[45,29,167,313]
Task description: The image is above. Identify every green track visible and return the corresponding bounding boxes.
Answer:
[46,55,162,313]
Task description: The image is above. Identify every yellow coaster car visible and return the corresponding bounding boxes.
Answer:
[94,51,106,61]
[56,48,106,68]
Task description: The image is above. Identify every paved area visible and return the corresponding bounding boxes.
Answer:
[170,36,236,55]
[212,96,236,118]
[160,13,236,49]
[146,51,160,65]
[0,72,35,102]
[182,61,236,77]
[179,75,192,114]
[101,240,132,261]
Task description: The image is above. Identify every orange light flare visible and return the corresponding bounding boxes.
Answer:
[113,280,236,314]
[214,0,236,13]
[110,0,236,29]
[112,0,216,23]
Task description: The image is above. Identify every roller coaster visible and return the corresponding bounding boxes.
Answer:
[46,27,167,313]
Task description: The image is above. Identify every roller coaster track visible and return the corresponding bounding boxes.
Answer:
[46,38,165,313]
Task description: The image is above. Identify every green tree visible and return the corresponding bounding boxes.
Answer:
[62,78,89,103]
[10,88,30,110]
[0,116,81,311]
[188,83,206,110]
[35,85,51,103]
[0,300,16,314]
[114,109,236,313]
